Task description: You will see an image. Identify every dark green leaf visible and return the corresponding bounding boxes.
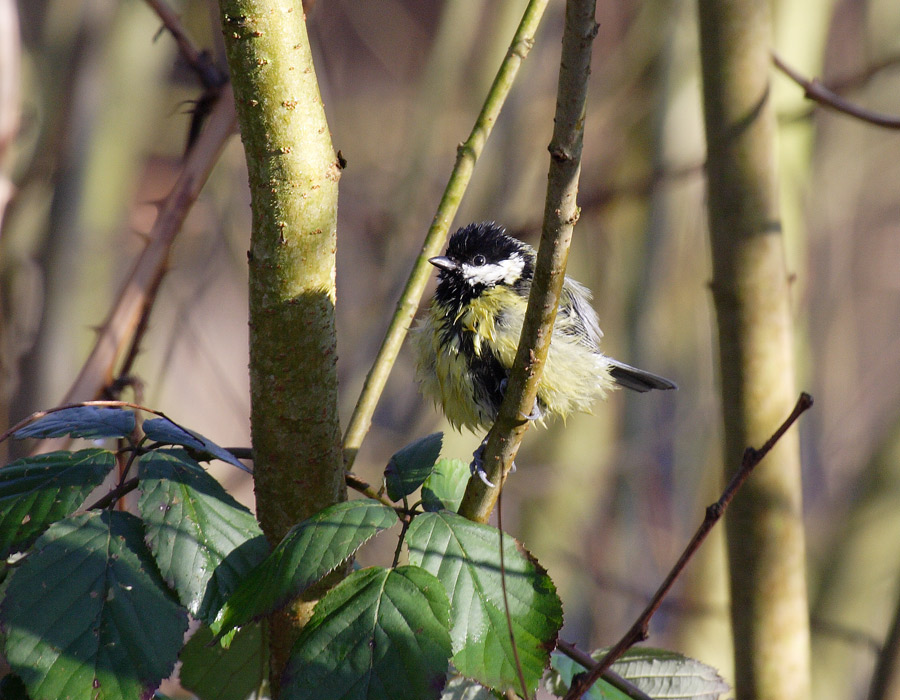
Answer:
[1,511,189,700]
[407,511,563,695]
[214,498,398,636]
[384,432,443,502]
[13,406,135,440]
[138,450,269,624]
[547,648,731,700]
[282,566,451,700]
[180,623,267,700]
[0,449,115,558]
[142,417,251,472]
[422,459,469,512]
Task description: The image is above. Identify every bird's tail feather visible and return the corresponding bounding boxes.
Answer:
[608,359,677,393]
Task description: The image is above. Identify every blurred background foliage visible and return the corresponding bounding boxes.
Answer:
[1,0,900,698]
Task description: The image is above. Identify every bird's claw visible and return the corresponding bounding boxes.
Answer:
[470,441,497,488]
[498,378,544,424]
[520,402,543,422]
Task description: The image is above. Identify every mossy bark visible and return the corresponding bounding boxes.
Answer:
[217,0,344,692]
[697,0,811,698]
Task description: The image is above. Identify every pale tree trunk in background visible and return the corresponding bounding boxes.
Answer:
[697,0,812,698]
[217,0,345,695]
[0,0,20,464]
[812,415,900,700]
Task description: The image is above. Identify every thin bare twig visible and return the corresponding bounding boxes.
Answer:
[562,392,814,700]
[774,52,900,130]
[86,477,140,511]
[497,489,529,699]
[144,0,224,88]
[555,640,654,700]
[26,87,236,456]
[825,52,900,95]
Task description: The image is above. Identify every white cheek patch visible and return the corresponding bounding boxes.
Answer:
[463,255,525,287]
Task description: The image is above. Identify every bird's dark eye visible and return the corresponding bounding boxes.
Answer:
[472,254,486,266]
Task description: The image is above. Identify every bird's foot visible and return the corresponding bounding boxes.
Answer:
[470,439,497,488]
[521,402,543,422]
[498,378,544,423]
[470,438,518,487]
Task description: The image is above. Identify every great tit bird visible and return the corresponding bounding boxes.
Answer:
[414,222,675,481]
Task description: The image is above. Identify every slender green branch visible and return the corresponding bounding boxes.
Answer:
[458,0,599,523]
[341,0,551,470]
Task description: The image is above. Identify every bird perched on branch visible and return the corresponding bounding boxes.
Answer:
[414,222,676,484]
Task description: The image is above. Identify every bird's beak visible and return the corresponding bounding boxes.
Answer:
[428,256,459,272]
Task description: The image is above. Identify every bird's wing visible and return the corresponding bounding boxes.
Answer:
[559,277,604,347]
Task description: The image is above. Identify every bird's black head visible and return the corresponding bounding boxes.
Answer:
[430,222,534,309]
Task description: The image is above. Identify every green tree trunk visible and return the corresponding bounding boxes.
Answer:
[217,0,345,693]
[697,1,811,698]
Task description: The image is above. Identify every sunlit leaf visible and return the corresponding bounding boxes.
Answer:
[547,648,731,700]
[407,511,563,695]
[422,459,469,513]
[440,675,495,699]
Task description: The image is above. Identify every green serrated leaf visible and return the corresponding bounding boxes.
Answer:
[422,459,470,513]
[137,450,269,624]
[440,675,496,699]
[612,648,730,700]
[180,623,267,700]
[282,566,451,700]
[0,449,115,558]
[142,417,251,472]
[13,406,135,440]
[1,511,189,700]
[214,498,398,637]
[407,511,563,696]
[385,432,443,502]
[547,648,731,700]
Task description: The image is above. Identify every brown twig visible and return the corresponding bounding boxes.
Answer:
[86,477,140,511]
[826,51,900,95]
[773,52,900,129]
[143,0,224,88]
[26,87,236,456]
[562,392,813,700]
[555,640,654,700]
